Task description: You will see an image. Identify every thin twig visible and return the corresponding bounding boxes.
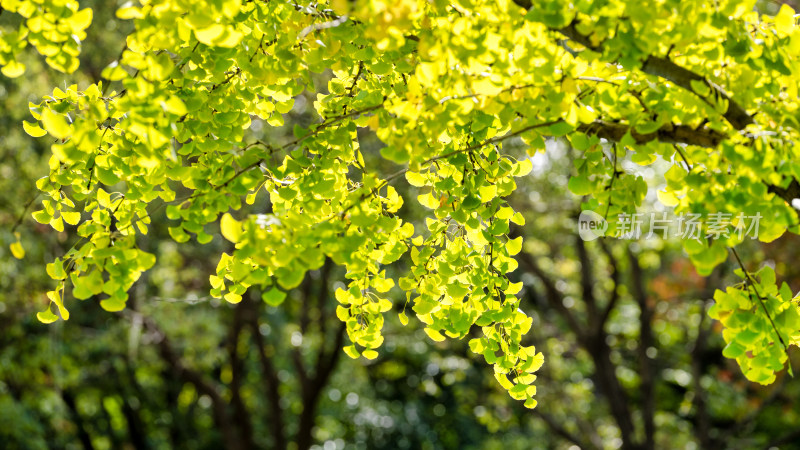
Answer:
[424,119,562,165]
[673,144,693,171]
[729,247,789,354]
[11,193,40,233]
[346,61,364,97]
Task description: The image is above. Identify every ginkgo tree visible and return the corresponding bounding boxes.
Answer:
[11,0,800,407]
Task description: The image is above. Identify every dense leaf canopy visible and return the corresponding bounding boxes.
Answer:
[10,0,800,408]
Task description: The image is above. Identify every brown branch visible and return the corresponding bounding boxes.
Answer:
[346,61,364,97]
[296,322,347,450]
[575,235,598,318]
[248,309,287,449]
[577,120,725,148]
[228,301,255,450]
[763,428,800,450]
[587,333,639,450]
[690,267,723,447]
[597,238,621,329]
[533,409,599,450]
[691,299,713,449]
[317,322,347,388]
[317,259,333,337]
[768,180,800,205]
[538,12,755,131]
[516,250,584,338]
[61,390,96,450]
[142,315,241,450]
[299,274,314,335]
[115,360,149,449]
[291,346,310,392]
[639,55,754,130]
[571,241,636,449]
[118,389,148,449]
[520,228,636,449]
[629,247,656,450]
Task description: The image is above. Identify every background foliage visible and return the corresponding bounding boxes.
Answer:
[3,0,800,449]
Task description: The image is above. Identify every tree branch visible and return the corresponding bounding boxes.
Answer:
[112,362,148,450]
[228,301,255,450]
[691,299,713,449]
[629,247,656,450]
[248,308,287,449]
[296,322,347,450]
[558,19,753,129]
[61,390,96,450]
[517,250,584,338]
[597,239,621,329]
[577,120,725,148]
[762,427,800,450]
[587,330,639,450]
[141,315,241,450]
[514,235,638,448]
[533,409,599,450]
[575,235,598,318]
[506,1,755,131]
[317,259,333,338]
[299,273,314,335]
[768,180,800,205]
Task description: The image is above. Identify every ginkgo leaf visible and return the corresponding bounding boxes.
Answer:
[1,60,25,78]
[195,24,243,48]
[220,213,242,243]
[23,120,46,137]
[343,345,360,359]
[100,298,126,312]
[424,328,445,342]
[66,8,93,32]
[262,288,287,307]
[405,171,426,187]
[41,109,70,140]
[37,308,59,324]
[10,240,24,259]
[507,236,523,256]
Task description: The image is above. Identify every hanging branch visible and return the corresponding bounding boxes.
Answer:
[729,247,790,355]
